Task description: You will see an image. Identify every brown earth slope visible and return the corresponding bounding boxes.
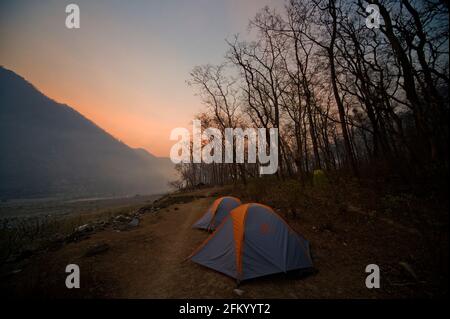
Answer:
[0,188,447,298]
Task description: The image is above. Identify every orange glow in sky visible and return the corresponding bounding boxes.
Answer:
[0,0,281,156]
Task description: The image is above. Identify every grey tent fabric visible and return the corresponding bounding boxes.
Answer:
[190,217,237,278]
[241,205,313,280]
[212,198,240,228]
[189,203,313,281]
[192,210,214,230]
[192,196,241,230]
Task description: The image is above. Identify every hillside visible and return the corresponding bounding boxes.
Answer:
[0,66,174,199]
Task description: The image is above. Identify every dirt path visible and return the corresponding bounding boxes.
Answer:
[119,197,214,298]
[2,195,238,298]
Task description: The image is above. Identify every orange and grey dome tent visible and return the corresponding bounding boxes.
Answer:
[192,196,241,231]
[189,203,313,281]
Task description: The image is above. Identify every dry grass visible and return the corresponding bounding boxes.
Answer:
[0,199,156,265]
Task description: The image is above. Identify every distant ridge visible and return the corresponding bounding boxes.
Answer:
[0,66,174,199]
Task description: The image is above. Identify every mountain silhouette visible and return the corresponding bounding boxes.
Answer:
[0,66,174,199]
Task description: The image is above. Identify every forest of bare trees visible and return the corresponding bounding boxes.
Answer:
[174,0,448,189]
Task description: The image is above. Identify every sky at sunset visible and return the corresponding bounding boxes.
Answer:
[0,0,283,157]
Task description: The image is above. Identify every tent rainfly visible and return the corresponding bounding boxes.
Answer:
[192,196,241,231]
[189,203,313,282]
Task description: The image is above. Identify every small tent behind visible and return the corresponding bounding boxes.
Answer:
[189,203,313,281]
[192,196,241,231]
